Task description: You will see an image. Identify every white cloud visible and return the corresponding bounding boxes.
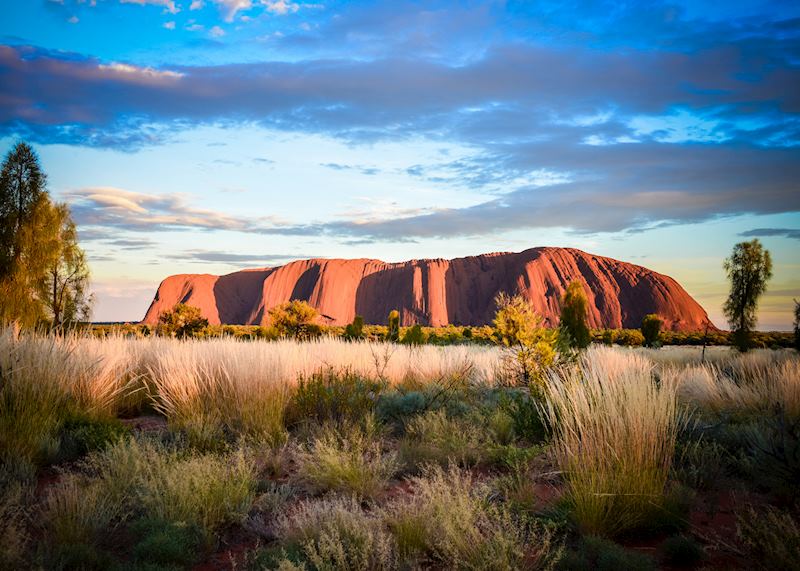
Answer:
[98,62,184,80]
[213,0,252,22]
[210,25,226,37]
[119,0,179,14]
[189,0,204,9]
[186,23,204,31]
[263,0,298,15]
[163,20,176,29]
[68,15,79,24]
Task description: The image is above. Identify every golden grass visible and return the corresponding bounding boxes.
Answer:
[544,346,683,536]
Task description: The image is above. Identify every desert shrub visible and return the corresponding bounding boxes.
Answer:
[613,329,644,346]
[401,324,426,345]
[295,421,398,499]
[737,505,800,570]
[558,536,655,571]
[59,415,130,459]
[559,281,591,350]
[130,518,203,568]
[498,388,549,443]
[269,300,321,340]
[277,496,396,570]
[288,369,383,431]
[157,304,208,338]
[660,534,704,567]
[0,476,31,568]
[544,347,681,536]
[641,314,662,348]
[386,310,400,342]
[382,465,562,570]
[741,407,800,495]
[342,315,364,340]
[41,476,118,546]
[400,409,490,468]
[376,390,429,429]
[493,292,558,386]
[672,438,729,490]
[92,438,256,538]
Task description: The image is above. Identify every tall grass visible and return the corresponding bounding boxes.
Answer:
[0,327,130,464]
[544,346,682,536]
[676,353,800,416]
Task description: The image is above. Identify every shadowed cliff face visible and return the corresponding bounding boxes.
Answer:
[142,247,711,331]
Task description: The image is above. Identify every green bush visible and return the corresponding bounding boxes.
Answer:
[660,534,704,567]
[277,496,395,570]
[672,439,729,490]
[269,300,321,340]
[400,410,489,468]
[558,536,655,571]
[156,304,208,338]
[614,329,645,346]
[130,518,203,568]
[386,310,400,342]
[641,314,662,348]
[288,369,384,431]
[498,389,548,443]
[343,315,364,340]
[59,415,129,459]
[559,281,591,349]
[401,324,426,345]
[295,421,398,499]
[742,408,800,495]
[737,505,800,570]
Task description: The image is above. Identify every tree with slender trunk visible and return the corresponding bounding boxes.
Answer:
[723,239,772,352]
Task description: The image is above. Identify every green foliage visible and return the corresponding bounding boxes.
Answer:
[382,465,562,570]
[400,409,489,468]
[493,292,557,386]
[737,505,800,570]
[672,438,729,491]
[0,142,91,328]
[498,389,548,443]
[614,329,645,346]
[558,536,655,571]
[59,415,130,459]
[277,496,396,571]
[559,281,591,349]
[660,535,704,567]
[269,300,321,340]
[401,323,426,345]
[41,476,118,547]
[386,309,400,342]
[342,315,364,340]
[295,420,398,499]
[288,369,384,430]
[741,408,800,495]
[130,518,203,568]
[723,239,773,351]
[156,304,209,338]
[641,314,662,348]
[91,438,256,538]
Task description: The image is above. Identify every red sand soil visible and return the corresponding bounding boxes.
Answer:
[143,247,710,331]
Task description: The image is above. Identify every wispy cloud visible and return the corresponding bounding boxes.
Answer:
[739,228,800,240]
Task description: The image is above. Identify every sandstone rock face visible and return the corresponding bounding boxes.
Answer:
[143,247,710,331]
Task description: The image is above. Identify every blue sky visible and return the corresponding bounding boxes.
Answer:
[1,0,798,328]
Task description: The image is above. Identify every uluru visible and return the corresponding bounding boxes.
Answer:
[143,247,710,331]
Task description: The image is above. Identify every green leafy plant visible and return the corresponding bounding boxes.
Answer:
[641,314,662,348]
[386,310,400,342]
[157,304,208,338]
[401,324,426,345]
[559,281,591,349]
[269,300,321,340]
[343,315,364,340]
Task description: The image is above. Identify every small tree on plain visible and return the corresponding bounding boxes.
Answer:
[559,281,591,349]
[157,304,209,338]
[493,292,557,387]
[401,323,425,345]
[269,300,321,340]
[343,314,364,340]
[641,314,662,348]
[723,239,772,352]
[386,309,400,342]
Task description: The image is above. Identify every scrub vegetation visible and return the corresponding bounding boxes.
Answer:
[1,323,798,570]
